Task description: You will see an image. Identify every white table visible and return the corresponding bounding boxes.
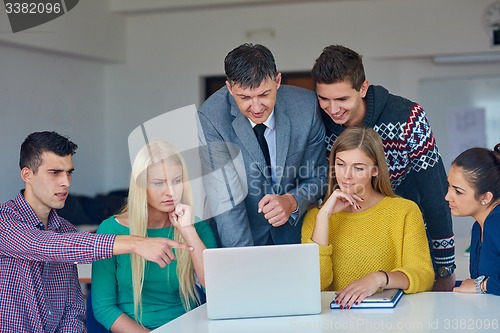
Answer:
[152,292,500,332]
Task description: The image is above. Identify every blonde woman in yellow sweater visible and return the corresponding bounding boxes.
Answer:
[302,127,434,309]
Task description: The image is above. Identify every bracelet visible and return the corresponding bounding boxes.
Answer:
[379,270,389,288]
[481,278,488,294]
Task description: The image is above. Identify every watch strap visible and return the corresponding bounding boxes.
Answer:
[438,264,456,278]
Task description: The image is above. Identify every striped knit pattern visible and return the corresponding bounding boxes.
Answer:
[374,104,440,188]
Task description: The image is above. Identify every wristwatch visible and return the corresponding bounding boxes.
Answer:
[475,275,487,294]
[437,264,456,278]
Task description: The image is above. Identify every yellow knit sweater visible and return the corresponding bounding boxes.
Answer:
[301,196,434,293]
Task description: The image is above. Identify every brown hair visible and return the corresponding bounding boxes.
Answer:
[325,127,395,200]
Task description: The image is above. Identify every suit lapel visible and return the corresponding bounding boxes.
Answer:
[274,101,290,187]
[230,104,270,178]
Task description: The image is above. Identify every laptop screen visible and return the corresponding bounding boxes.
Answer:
[203,243,321,319]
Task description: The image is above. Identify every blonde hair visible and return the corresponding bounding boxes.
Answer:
[325,127,395,200]
[120,141,201,325]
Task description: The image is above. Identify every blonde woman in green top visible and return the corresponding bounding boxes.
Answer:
[92,141,217,332]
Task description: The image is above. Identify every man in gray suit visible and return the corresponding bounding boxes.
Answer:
[198,43,327,247]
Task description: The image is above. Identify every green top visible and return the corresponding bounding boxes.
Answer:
[91,216,217,330]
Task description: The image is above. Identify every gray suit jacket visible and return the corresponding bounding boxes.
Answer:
[198,85,327,247]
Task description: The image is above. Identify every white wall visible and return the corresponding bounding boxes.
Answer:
[0,0,124,202]
[0,44,107,202]
[418,75,500,238]
[0,0,125,61]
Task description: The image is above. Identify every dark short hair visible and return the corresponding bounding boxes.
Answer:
[311,45,366,90]
[224,43,277,88]
[19,131,78,173]
[451,143,500,203]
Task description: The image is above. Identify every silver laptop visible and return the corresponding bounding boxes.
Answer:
[203,243,321,320]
